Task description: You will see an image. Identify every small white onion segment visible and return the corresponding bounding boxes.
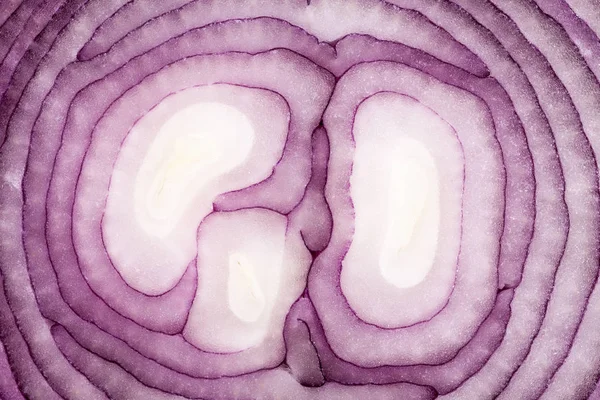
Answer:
[379,138,439,288]
[341,92,463,328]
[102,84,289,295]
[183,208,311,353]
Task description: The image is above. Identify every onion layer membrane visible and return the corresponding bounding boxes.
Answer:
[1,0,600,399]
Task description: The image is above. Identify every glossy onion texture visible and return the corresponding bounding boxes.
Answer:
[1,1,600,399]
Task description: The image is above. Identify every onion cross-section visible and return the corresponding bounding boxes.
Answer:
[184,208,311,354]
[102,84,285,296]
[341,92,463,328]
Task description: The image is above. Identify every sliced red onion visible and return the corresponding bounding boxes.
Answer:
[0,1,131,397]
[0,9,330,394]
[486,2,600,399]
[391,1,594,398]
[100,84,288,296]
[184,208,311,354]
[29,19,331,335]
[312,59,503,366]
[341,91,463,328]
[2,0,600,398]
[29,48,333,377]
[331,33,535,290]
